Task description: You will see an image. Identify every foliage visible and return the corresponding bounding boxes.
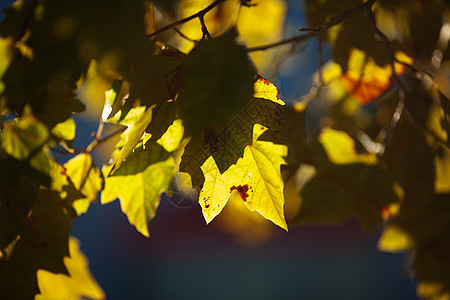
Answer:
[1,0,450,299]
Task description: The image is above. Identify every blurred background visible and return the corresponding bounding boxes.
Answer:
[1,0,420,299]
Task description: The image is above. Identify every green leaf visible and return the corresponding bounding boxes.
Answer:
[294,161,399,233]
[102,145,175,237]
[107,106,154,173]
[64,153,102,215]
[178,29,256,136]
[129,52,183,107]
[0,188,72,299]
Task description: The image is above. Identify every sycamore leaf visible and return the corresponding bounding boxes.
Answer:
[64,153,102,215]
[129,53,183,107]
[180,77,284,188]
[199,124,288,230]
[36,236,105,300]
[0,189,71,299]
[102,145,175,237]
[107,105,154,173]
[178,29,256,136]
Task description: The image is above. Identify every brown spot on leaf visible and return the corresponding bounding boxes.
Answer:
[230,184,250,202]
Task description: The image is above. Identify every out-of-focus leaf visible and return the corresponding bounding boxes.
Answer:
[0,36,14,95]
[102,145,175,237]
[36,236,105,300]
[439,91,450,146]
[152,0,179,18]
[64,153,102,215]
[435,147,450,193]
[0,189,71,299]
[236,0,287,72]
[0,107,51,176]
[319,127,377,165]
[199,124,288,230]
[180,77,284,188]
[294,160,399,233]
[107,106,154,173]
[178,29,256,136]
[294,128,398,233]
[377,224,413,253]
[51,117,76,151]
[321,48,412,106]
[392,194,450,300]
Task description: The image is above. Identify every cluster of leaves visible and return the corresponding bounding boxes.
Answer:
[1,0,450,299]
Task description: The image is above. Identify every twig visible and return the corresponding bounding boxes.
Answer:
[51,127,126,156]
[247,0,375,52]
[15,0,37,43]
[199,15,211,39]
[147,0,225,39]
[172,28,199,43]
[317,34,324,85]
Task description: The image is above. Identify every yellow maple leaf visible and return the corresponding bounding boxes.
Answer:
[101,146,175,237]
[35,237,105,300]
[199,124,288,230]
[64,153,103,215]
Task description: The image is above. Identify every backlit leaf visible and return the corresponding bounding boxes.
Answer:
[36,236,105,300]
[107,105,154,173]
[102,145,175,237]
[180,77,284,188]
[199,124,288,230]
[64,153,102,215]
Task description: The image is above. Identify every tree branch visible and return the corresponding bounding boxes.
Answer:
[147,0,225,39]
[247,0,375,52]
